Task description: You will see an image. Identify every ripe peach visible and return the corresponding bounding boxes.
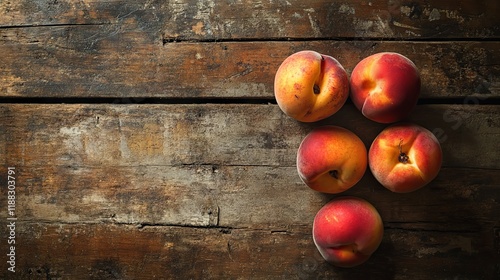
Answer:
[369,123,442,193]
[350,52,421,123]
[274,50,349,122]
[297,126,367,194]
[313,196,384,268]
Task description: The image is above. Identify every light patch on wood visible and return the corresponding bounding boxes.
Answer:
[120,130,132,159]
[443,9,466,23]
[114,212,141,224]
[60,126,85,155]
[21,195,80,222]
[428,8,441,21]
[338,4,355,15]
[304,8,321,37]
[0,74,24,95]
[399,5,412,17]
[164,242,175,249]
[0,2,22,26]
[421,7,464,23]
[82,193,110,204]
[192,21,206,35]
[393,20,420,30]
[193,0,214,36]
[125,122,164,158]
[405,30,421,37]
[82,126,121,164]
[214,82,269,97]
[352,17,394,37]
[161,201,215,227]
[60,117,122,165]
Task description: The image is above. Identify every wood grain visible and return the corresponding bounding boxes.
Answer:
[1,164,498,229]
[0,104,498,229]
[1,1,499,279]
[1,103,498,279]
[3,223,499,279]
[1,0,498,40]
[1,104,498,169]
[1,33,498,99]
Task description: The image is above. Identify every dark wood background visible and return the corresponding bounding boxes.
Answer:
[1,0,499,279]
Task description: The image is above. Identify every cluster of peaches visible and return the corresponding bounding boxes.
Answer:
[274,51,443,267]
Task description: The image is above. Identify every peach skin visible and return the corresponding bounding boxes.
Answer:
[369,123,442,193]
[274,50,349,122]
[350,52,421,123]
[297,126,367,194]
[313,196,384,268]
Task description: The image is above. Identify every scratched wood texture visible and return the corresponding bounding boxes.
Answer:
[0,103,499,279]
[1,0,499,279]
[1,0,499,99]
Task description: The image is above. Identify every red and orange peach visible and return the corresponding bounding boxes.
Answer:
[369,123,442,193]
[350,52,421,123]
[274,50,349,122]
[297,126,367,194]
[313,196,384,267]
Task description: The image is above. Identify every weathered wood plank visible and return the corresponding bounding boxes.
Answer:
[1,104,498,169]
[1,0,499,39]
[1,32,498,99]
[0,104,498,229]
[1,223,498,279]
[0,164,497,230]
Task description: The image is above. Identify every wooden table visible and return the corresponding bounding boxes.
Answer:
[1,1,499,279]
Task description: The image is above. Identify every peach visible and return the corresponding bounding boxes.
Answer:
[369,123,442,193]
[297,126,367,194]
[350,52,421,123]
[274,50,349,122]
[313,196,384,267]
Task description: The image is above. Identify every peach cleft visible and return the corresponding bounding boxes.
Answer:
[297,125,367,194]
[274,50,349,122]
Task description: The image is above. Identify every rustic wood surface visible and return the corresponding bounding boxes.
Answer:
[1,0,499,279]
